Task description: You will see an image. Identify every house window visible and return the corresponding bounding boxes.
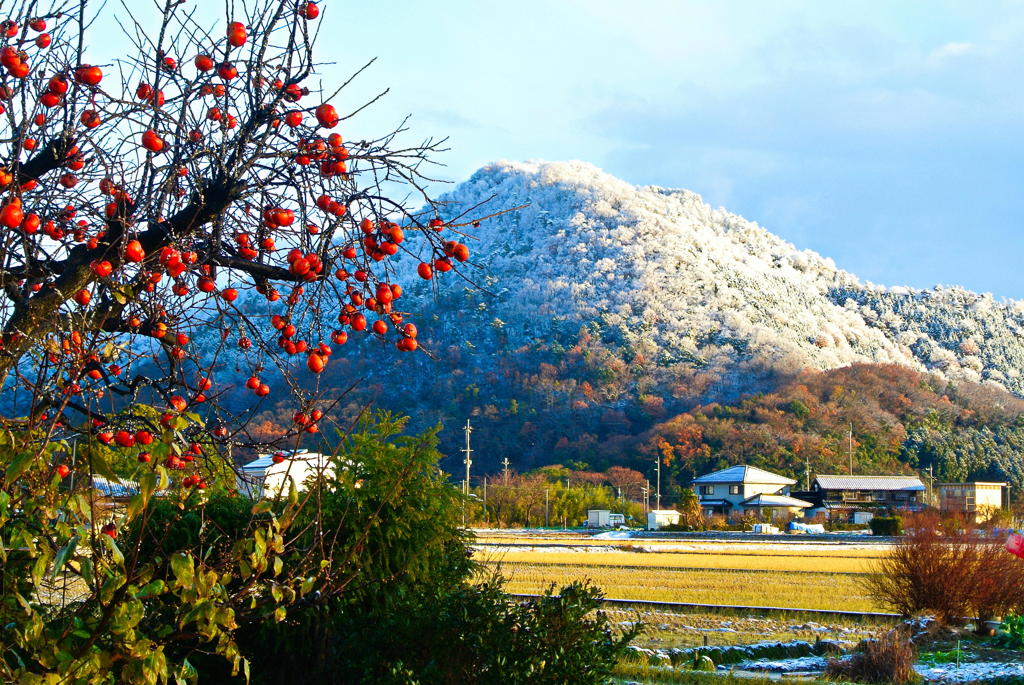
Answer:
[729,485,741,495]
[700,485,714,496]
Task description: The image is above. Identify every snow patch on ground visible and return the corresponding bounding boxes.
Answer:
[915,661,1024,682]
[591,530,633,540]
[735,655,828,673]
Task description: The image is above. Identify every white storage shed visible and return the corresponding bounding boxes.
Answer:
[646,509,681,531]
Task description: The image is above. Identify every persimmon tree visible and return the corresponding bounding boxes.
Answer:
[0,0,487,682]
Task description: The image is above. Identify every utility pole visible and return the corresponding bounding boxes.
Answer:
[501,456,510,484]
[483,477,488,525]
[848,423,854,475]
[805,456,810,491]
[927,464,934,505]
[462,419,472,526]
[656,457,662,510]
[641,481,649,516]
[1007,486,1014,525]
[462,419,473,496]
[545,488,550,528]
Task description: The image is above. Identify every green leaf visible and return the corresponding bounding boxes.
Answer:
[4,451,34,483]
[156,465,170,493]
[102,533,125,566]
[251,500,271,515]
[88,449,120,481]
[134,579,165,599]
[253,528,266,559]
[52,535,80,579]
[126,493,145,521]
[140,471,157,500]
[176,657,198,685]
[32,553,48,587]
[170,552,194,588]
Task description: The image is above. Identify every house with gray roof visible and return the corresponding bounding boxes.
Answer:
[692,465,810,518]
[801,474,926,519]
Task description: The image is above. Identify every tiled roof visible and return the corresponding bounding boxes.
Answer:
[91,475,141,499]
[693,465,796,486]
[814,475,925,492]
[91,475,169,499]
[742,493,813,508]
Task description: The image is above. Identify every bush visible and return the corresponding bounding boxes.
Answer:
[972,549,1024,623]
[870,516,903,536]
[236,578,638,685]
[706,514,729,530]
[994,613,1024,649]
[137,414,640,684]
[867,511,1024,624]
[825,629,920,684]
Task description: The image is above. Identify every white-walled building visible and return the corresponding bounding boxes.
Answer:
[693,465,809,518]
[938,481,1006,523]
[237,450,334,499]
[646,509,681,530]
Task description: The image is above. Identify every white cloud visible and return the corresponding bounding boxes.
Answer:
[932,41,975,59]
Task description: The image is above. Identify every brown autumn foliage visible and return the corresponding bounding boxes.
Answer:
[867,511,1024,624]
[641,362,1024,488]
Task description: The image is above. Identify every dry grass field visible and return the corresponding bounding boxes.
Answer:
[479,549,876,574]
[474,532,889,613]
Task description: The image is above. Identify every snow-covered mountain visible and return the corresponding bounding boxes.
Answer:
[400,160,1024,398]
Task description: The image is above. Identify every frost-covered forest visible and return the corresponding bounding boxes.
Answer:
[420,160,1024,397]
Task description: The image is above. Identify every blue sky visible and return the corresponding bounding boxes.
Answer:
[96,2,1024,299]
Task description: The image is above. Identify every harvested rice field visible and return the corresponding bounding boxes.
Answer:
[473,529,889,613]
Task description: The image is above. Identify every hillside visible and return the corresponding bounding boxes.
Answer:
[404,160,1023,396]
[647,363,1024,492]
[207,160,1024,485]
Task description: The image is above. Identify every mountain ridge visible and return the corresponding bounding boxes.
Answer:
[407,159,1023,398]
[225,160,1024,486]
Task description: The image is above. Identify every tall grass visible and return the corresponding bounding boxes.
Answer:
[825,628,920,684]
